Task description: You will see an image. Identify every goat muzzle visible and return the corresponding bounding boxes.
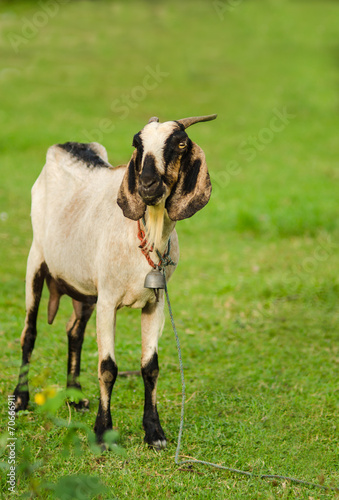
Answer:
[138,179,165,205]
[139,153,166,205]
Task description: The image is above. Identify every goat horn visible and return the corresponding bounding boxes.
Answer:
[148,116,159,123]
[176,114,217,129]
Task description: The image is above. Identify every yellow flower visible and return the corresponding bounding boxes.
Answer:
[34,393,46,406]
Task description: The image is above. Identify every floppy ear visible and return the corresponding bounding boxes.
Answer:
[166,142,212,221]
[117,150,146,220]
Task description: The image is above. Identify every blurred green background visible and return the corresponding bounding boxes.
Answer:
[0,1,338,499]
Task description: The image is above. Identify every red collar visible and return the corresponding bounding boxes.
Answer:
[137,219,157,269]
[137,219,175,270]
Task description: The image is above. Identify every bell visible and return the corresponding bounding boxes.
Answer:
[144,269,166,290]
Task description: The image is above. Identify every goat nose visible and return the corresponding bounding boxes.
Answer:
[140,154,158,188]
[141,175,156,188]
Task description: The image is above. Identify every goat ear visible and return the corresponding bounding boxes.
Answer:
[166,142,212,221]
[117,150,146,221]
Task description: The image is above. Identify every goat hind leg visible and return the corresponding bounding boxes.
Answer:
[14,247,46,411]
[66,300,95,410]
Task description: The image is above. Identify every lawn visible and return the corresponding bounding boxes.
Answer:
[0,0,338,498]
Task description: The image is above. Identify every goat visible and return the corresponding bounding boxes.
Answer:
[13,114,217,449]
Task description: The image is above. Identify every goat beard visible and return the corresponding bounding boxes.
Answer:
[144,200,166,254]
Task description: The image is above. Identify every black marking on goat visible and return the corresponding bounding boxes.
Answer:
[14,263,46,411]
[140,154,157,186]
[67,302,95,406]
[182,158,202,195]
[94,357,118,442]
[132,132,143,151]
[117,155,146,220]
[174,121,186,131]
[127,157,137,194]
[21,264,46,365]
[138,154,165,205]
[163,130,189,172]
[132,133,143,172]
[165,139,211,221]
[58,142,108,168]
[141,352,166,447]
[50,276,98,305]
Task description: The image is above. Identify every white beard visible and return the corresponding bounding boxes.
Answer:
[144,200,166,254]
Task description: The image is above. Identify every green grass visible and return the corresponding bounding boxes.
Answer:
[1,0,339,498]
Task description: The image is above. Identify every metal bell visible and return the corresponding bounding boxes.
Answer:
[144,269,166,290]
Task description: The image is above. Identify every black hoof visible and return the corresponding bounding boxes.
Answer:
[145,437,167,450]
[69,398,90,411]
[13,389,29,412]
[98,442,109,453]
[144,427,167,450]
[94,433,110,453]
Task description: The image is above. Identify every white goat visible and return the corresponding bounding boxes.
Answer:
[14,114,217,448]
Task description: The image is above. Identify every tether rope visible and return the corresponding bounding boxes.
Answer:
[163,274,339,493]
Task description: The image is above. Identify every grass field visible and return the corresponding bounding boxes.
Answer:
[0,0,339,498]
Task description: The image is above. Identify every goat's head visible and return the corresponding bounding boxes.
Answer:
[117,115,217,223]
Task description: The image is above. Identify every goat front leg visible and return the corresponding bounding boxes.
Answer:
[94,298,118,445]
[141,296,166,449]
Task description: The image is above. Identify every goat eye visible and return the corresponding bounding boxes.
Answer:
[178,142,187,149]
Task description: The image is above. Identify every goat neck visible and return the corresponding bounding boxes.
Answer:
[143,201,176,256]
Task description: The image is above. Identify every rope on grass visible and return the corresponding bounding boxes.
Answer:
[163,274,339,493]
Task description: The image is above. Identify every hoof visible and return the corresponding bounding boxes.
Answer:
[14,389,29,412]
[94,434,112,453]
[69,398,90,411]
[147,438,167,450]
[144,427,167,450]
[99,442,109,453]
